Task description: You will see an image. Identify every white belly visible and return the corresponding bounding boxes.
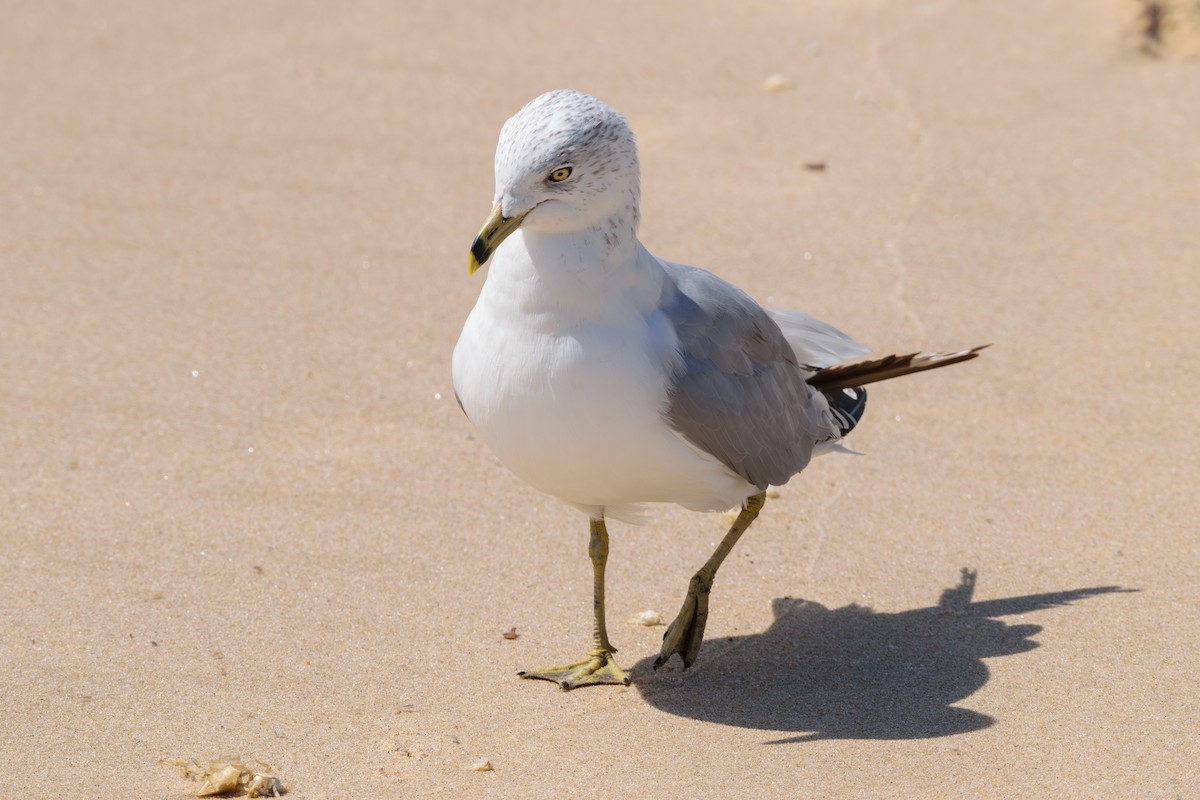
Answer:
[452,295,753,519]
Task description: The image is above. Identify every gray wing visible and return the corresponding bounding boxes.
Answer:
[658,261,842,490]
[767,309,870,373]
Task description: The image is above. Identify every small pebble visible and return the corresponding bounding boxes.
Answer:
[628,610,664,626]
[467,759,494,772]
[762,74,793,92]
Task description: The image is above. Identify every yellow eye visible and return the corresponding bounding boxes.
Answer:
[548,166,573,182]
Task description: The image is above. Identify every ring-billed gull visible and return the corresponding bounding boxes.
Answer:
[452,90,985,690]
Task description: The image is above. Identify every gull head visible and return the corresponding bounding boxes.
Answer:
[469,90,641,274]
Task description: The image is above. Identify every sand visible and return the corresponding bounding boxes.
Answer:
[2,1,1197,797]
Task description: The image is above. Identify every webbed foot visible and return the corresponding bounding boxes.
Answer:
[519,648,629,690]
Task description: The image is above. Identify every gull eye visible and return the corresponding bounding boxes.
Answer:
[548,166,573,183]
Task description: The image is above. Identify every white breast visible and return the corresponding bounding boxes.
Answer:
[452,242,753,520]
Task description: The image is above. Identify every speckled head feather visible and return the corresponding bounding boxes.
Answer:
[493,89,641,233]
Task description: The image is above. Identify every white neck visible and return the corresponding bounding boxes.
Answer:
[485,218,663,324]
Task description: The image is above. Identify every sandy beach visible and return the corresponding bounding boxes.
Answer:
[2,1,1198,797]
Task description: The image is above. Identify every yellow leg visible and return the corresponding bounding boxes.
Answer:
[654,492,766,671]
[519,517,630,690]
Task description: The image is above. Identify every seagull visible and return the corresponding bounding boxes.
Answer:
[452,89,985,690]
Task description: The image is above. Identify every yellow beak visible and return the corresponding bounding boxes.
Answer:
[468,204,528,275]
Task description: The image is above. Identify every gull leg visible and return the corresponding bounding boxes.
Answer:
[654,491,766,671]
[519,517,630,690]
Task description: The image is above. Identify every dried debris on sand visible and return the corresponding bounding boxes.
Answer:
[172,758,285,798]
[1128,0,1200,58]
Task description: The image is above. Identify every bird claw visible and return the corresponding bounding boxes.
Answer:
[654,576,711,671]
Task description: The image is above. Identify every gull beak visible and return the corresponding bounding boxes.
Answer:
[468,204,527,275]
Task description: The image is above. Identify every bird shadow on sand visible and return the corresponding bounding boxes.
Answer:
[631,569,1134,743]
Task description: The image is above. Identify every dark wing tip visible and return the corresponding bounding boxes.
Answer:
[824,385,868,437]
[808,344,989,393]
